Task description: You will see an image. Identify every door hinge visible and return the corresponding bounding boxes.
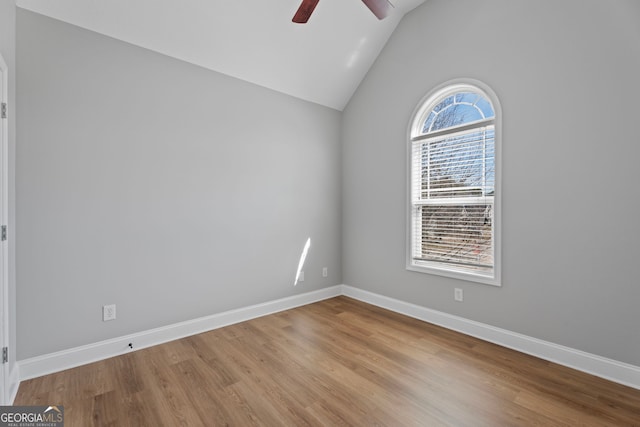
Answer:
[2,347,7,364]
[1,103,6,119]
[1,225,6,241]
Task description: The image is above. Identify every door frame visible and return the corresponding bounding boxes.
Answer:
[0,52,9,405]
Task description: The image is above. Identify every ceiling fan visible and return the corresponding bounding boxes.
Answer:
[292,0,394,23]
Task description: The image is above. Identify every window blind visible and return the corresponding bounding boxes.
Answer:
[411,125,495,273]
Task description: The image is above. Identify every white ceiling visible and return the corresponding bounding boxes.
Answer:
[16,0,426,110]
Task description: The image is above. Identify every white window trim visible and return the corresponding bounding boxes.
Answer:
[406,78,502,286]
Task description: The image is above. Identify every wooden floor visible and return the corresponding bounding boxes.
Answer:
[15,297,640,426]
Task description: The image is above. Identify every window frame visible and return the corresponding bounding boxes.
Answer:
[406,79,502,286]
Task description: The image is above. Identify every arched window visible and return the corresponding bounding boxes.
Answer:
[407,80,501,285]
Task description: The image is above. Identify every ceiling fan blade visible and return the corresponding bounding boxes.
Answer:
[292,0,320,23]
[361,0,394,20]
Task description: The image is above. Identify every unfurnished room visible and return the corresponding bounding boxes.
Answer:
[0,0,639,425]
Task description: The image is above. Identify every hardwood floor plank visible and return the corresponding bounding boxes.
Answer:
[91,390,120,426]
[14,296,640,426]
[117,390,166,427]
[139,348,208,426]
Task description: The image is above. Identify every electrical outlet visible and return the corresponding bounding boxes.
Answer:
[299,271,304,282]
[454,288,463,302]
[322,267,328,278]
[103,304,116,321]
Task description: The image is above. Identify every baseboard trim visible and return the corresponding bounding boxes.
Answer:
[341,285,640,391]
[17,284,640,391]
[18,286,342,381]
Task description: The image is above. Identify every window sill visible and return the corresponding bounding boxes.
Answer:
[407,260,501,287]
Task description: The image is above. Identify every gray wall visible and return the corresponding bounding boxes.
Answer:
[343,0,640,366]
[17,10,342,360]
[0,0,17,383]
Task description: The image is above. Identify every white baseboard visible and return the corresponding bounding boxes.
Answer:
[17,284,640,392]
[341,285,640,391]
[18,286,342,381]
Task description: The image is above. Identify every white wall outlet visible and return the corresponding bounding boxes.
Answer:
[103,304,116,321]
[454,288,463,302]
[299,271,304,282]
[322,267,328,278]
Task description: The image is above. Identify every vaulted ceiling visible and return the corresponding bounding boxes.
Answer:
[16,0,426,110]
